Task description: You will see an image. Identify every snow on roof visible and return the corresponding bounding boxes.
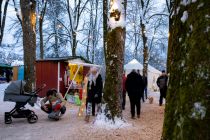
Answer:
[124,59,143,70]
[124,59,161,74]
[11,60,24,66]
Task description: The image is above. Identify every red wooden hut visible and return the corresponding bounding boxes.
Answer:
[36,56,93,97]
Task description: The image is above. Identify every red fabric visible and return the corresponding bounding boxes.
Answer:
[123,74,127,92]
[79,89,83,100]
[54,104,61,112]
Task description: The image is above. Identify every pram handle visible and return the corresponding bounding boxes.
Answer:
[32,84,46,95]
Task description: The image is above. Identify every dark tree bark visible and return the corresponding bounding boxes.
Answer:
[103,0,108,64]
[72,31,77,56]
[141,20,148,77]
[162,0,210,139]
[103,0,126,119]
[20,0,36,92]
[0,0,10,45]
[39,0,47,59]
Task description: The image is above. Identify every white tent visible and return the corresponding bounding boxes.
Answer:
[124,59,161,91]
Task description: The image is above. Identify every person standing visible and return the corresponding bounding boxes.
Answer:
[122,71,127,110]
[85,67,103,122]
[156,70,168,106]
[137,70,145,102]
[143,75,148,100]
[125,69,144,119]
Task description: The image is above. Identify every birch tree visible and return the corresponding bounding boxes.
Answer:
[0,0,10,45]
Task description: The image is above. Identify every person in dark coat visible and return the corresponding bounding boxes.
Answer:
[143,75,148,100]
[125,69,144,119]
[137,70,145,102]
[85,67,103,122]
[156,70,168,106]
[122,71,127,110]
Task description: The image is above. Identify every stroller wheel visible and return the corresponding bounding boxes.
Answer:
[30,110,35,114]
[5,113,12,124]
[27,114,38,124]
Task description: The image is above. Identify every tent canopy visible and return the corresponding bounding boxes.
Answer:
[124,59,143,70]
[67,59,101,68]
[124,59,161,75]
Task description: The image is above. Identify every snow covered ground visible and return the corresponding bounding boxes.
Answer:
[0,83,165,140]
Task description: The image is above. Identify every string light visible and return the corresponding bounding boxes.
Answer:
[78,76,88,117]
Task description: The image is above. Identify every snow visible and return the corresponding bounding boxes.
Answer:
[205,15,210,19]
[93,104,131,129]
[205,26,210,33]
[109,0,126,29]
[197,3,204,9]
[190,25,193,32]
[181,11,188,23]
[190,102,206,120]
[176,7,180,14]
[11,60,24,66]
[180,0,191,6]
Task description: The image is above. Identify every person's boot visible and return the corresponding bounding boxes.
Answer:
[131,115,135,119]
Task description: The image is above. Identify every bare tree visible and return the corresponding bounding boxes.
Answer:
[37,0,47,59]
[0,0,10,45]
[65,0,89,56]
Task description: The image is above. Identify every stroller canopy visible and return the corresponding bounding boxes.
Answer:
[5,80,26,95]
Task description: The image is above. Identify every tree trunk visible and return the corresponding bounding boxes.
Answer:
[103,0,108,63]
[162,0,210,139]
[0,0,10,45]
[72,31,77,56]
[103,27,125,119]
[103,0,126,119]
[39,1,47,59]
[141,20,148,77]
[20,0,36,92]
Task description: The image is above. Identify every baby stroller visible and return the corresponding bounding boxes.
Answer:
[4,80,45,124]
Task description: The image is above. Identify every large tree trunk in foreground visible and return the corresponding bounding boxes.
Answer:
[162,0,210,139]
[103,0,125,119]
[20,0,36,92]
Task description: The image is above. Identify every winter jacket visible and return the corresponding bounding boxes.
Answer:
[143,76,148,88]
[125,71,144,98]
[156,74,168,89]
[87,74,103,104]
[41,92,65,107]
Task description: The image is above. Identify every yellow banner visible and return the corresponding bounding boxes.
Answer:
[69,64,83,84]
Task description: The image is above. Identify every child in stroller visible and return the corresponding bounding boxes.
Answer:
[3,80,45,124]
[40,89,66,120]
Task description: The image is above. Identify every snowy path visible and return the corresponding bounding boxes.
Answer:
[0,83,165,140]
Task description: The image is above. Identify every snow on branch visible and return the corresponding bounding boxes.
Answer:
[108,0,125,29]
